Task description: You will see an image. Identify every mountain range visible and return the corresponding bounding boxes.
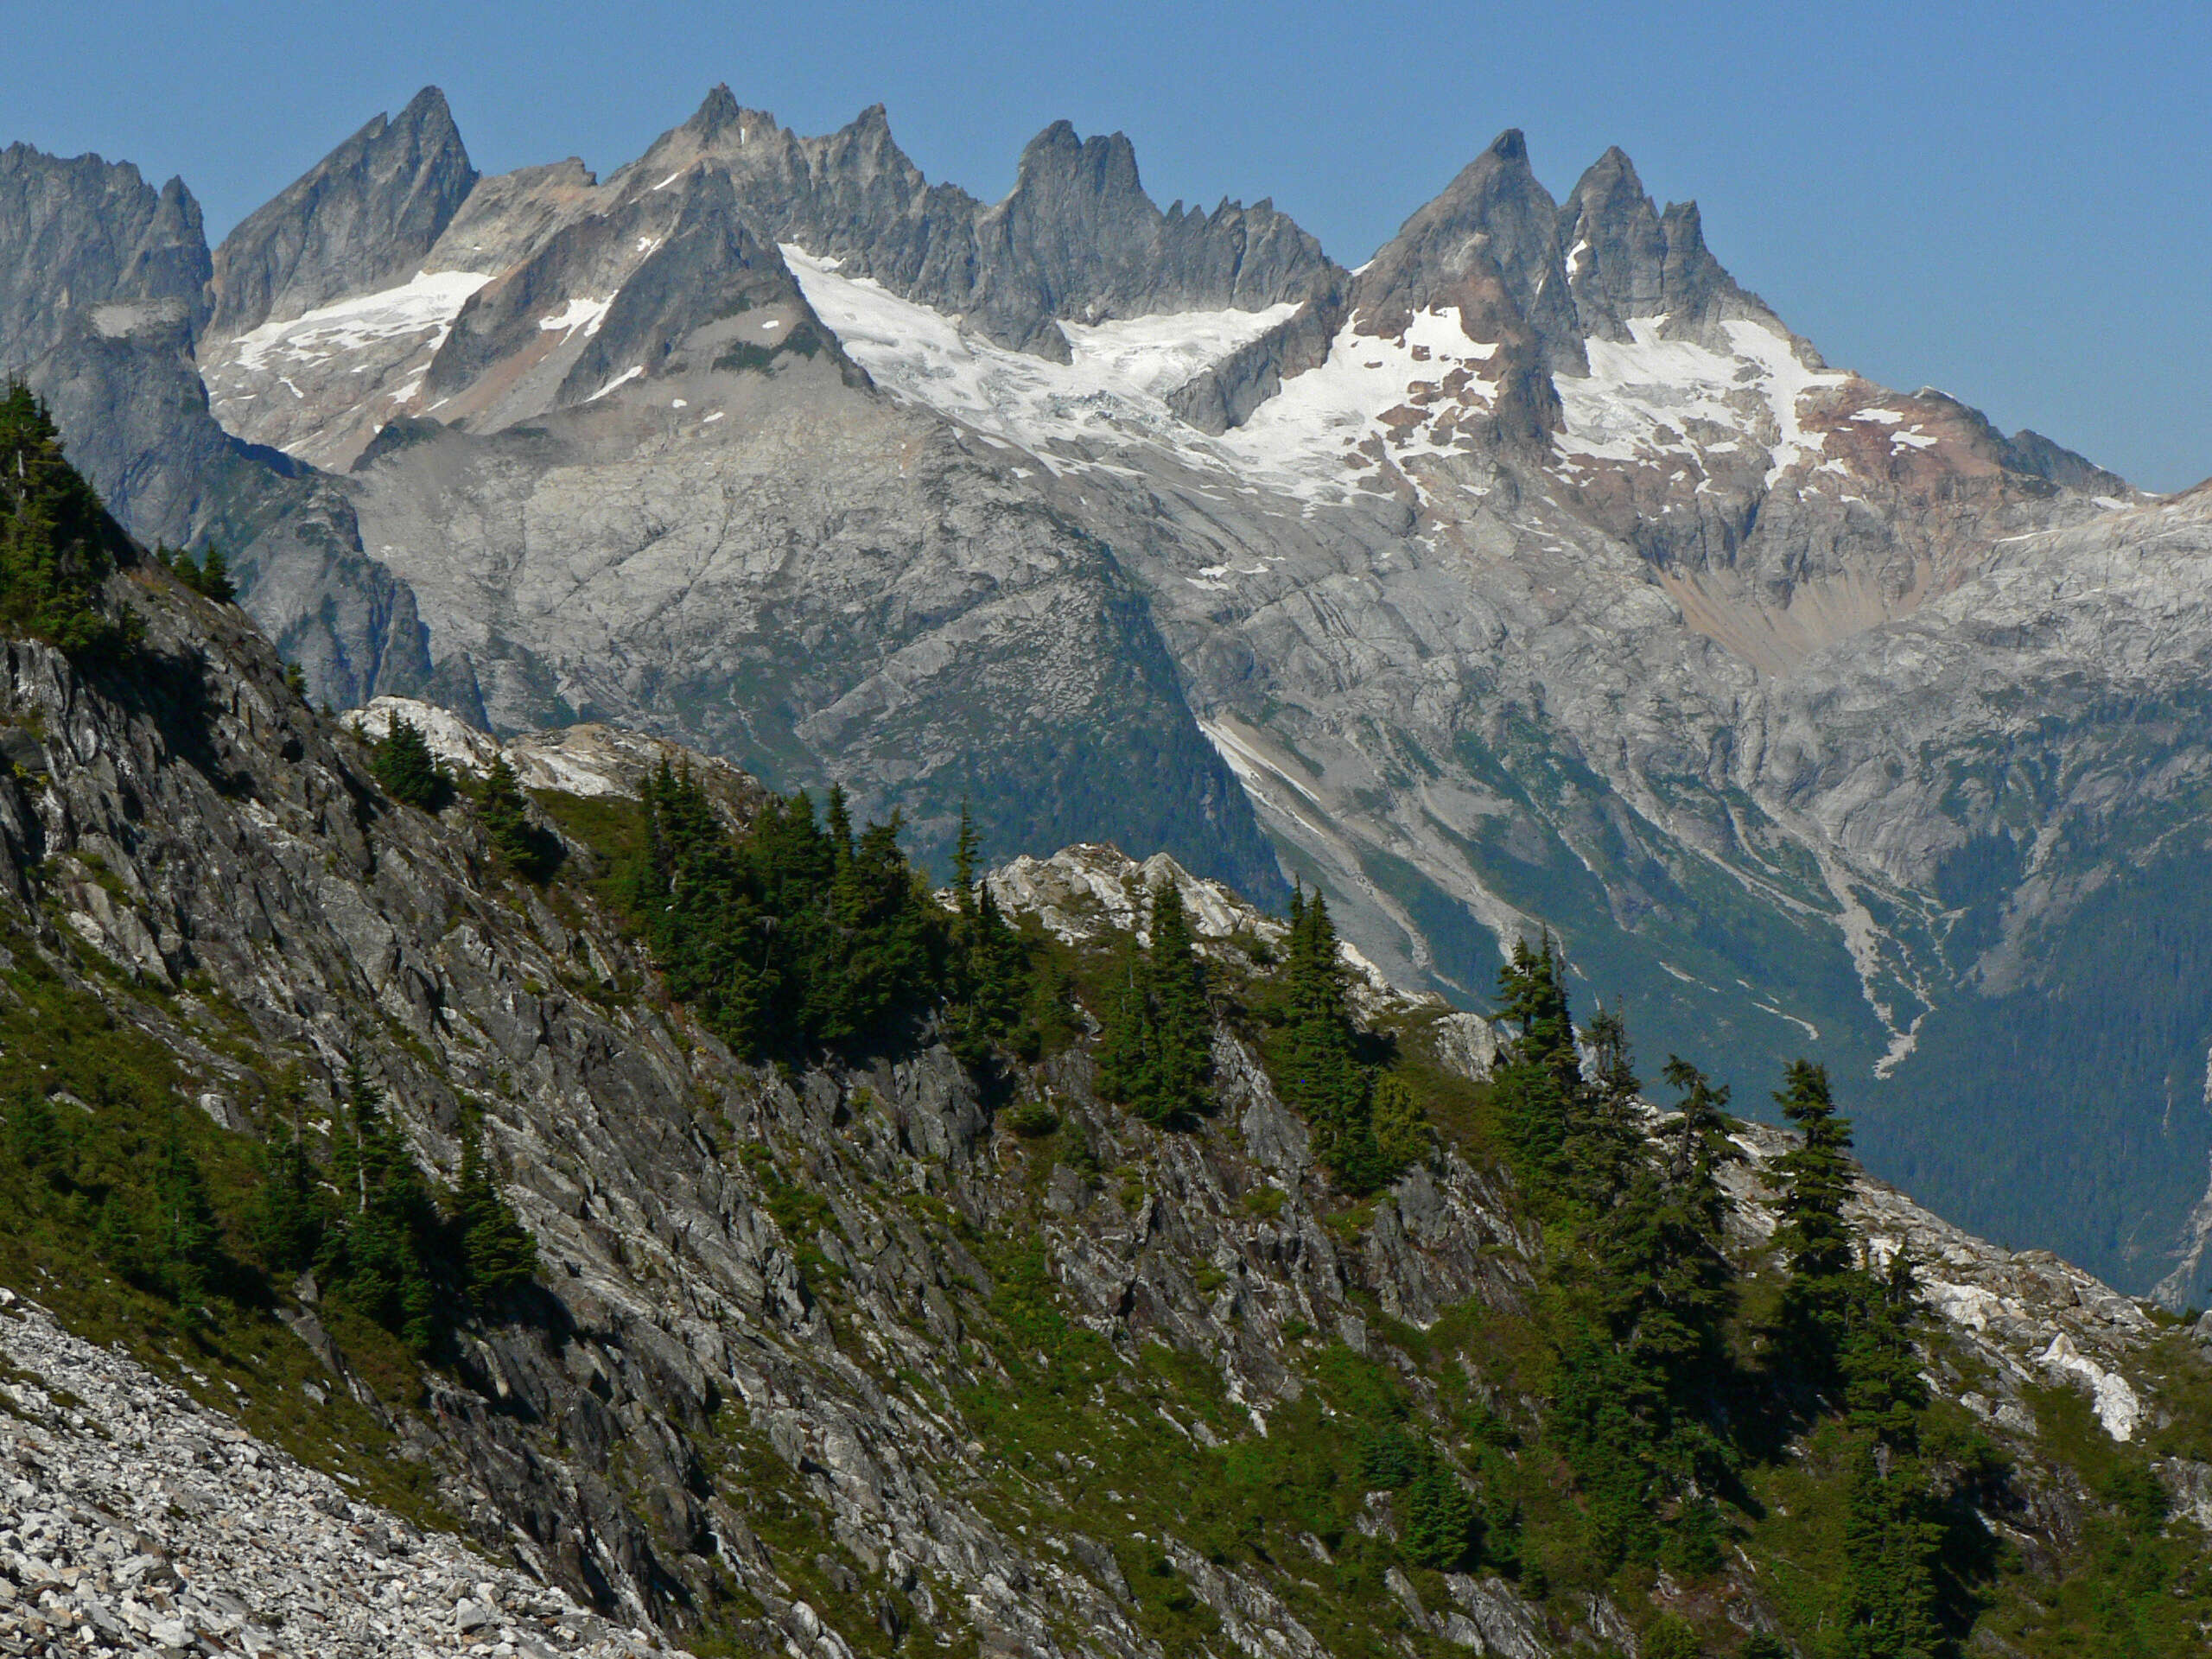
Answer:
[4,85,2209,1309]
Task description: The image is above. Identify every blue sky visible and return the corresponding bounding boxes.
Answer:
[9,1,2207,487]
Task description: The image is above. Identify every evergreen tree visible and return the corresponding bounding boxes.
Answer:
[1402,1461,1480,1570]
[1139,879,1211,1126]
[321,1056,441,1352]
[1369,1071,1431,1173]
[251,1073,327,1275]
[1490,936,1583,1204]
[1841,1436,1947,1659]
[944,802,1033,1065]
[150,1099,220,1307]
[625,765,950,1062]
[370,715,446,810]
[0,383,131,655]
[1770,1059,1860,1390]
[1096,930,1153,1109]
[455,1114,537,1303]
[478,755,557,882]
[183,543,238,603]
[1279,887,1370,1182]
[4,1088,67,1178]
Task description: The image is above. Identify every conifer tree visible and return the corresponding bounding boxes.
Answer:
[188,543,238,603]
[1490,936,1583,1203]
[1369,1072,1430,1173]
[370,715,445,809]
[252,1075,327,1277]
[455,1114,537,1302]
[1096,930,1153,1109]
[478,754,556,882]
[1139,878,1211,1125]
[0,382,130,654]
[5,1088,66,1177]
[1770,1058,1859,1389]
[151,1100,220,1307]
[322,1056,440,1351]
[945,801,1031,1065]
[1402,1461,1480,1570]
[1279,887,1366,1174]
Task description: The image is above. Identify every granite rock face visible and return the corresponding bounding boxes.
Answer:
[208,85,479,338]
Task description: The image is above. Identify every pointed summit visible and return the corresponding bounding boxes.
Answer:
[688,84,744,137]
[210,86,478,336]
[1351,129,1583,377]
[1558,148,1764,343]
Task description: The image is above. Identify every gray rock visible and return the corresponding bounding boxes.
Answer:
[209,86,477,337]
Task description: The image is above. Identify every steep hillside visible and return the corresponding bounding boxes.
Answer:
[8,88,2212,1304]
[0,416,2207,1659]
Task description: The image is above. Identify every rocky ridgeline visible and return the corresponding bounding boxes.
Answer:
[0,1290,690,1659]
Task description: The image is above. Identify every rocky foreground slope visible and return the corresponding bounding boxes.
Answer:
[0,540,2207,1657]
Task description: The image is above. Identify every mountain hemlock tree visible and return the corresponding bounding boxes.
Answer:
[1764,1057,1953,1657]
[455,1112,537,1302]
[150,1096,220,1308]
[369,715,445,810]
[0,382,133,656]
[1278,886,1392,1191]
[1771,1058,1860,1390]
[181,543,238,603]
[321,1054,441,1352]
[627,762,945,1062]
[1490,934,1583,1204]
[945,801,1033,1066]
[1098,877,1214,1128]
[478,754,557,882]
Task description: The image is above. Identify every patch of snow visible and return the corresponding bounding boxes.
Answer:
[1891,428,1938,451]
[783,242,1298,467]
[1551,314,1853,483]
[225,270,491,374]
[702,410,725,423]
[1721,321,1851,486]
[651,169,685,191]
[1064,305,1300,397]
[1214,308,1501,499]
[585,365,645,402]
[537,296,611,336]
[1852,407,1904,423]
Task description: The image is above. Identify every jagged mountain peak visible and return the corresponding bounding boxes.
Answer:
[1012,118,1143,191]
[208,82,478,338]
[1556,148,1762,344]
[686,80,746,137]
[1353,128,1585,378]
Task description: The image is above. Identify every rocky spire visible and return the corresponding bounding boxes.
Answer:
[210,86,479,336]
[1557,146,1762,342]
[1351,130,1585,378]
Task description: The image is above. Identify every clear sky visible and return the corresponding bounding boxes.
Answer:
[8,1,2207,488]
